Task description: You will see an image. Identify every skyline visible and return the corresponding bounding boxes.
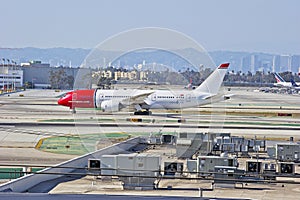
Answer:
[1,0,300,54]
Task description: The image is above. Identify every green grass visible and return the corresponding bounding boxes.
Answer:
[40,118,116,123]
[37,132,135,155]
[37,131,178,155]
[0,168,23,179]
[0,168,44,179]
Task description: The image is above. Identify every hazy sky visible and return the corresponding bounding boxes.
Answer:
[1,0,300,54]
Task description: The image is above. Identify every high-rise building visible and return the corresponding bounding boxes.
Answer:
[291,55,300,73]
[272,55,280,72]
[280,55,291,72]
[261,61,271,72]
[250,55,259,73]
[241,56,251,72]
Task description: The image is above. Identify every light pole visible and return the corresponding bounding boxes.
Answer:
[12,60,15,91]
[3,58,7,92]
[7,59,10,92]
[1,58,4,92]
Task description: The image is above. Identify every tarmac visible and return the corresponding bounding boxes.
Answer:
[0,87,300,199]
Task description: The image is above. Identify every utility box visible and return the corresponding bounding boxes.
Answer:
[117,153,161,176]
[255,140,266,150]
[248,139,255,151]
[164,162,183,176]
[223,136,231,144]
[267,147,276,159]
[214,166,244,187]
[278,162,295,174]
[161,134,176,144]
[246,160,262,173]
[262,162,276,172]
[88,159,101,170]
[262,162,276,180]
[241,144,248,153]
[231,136,245,146]
[221,143,235,153]
[114,153,161,190]
[100,155,117,176]
[178,132,203,140]
[234,144,241,152]
[276,143,300,162]
[198,156,238,175]
[147,134,161,144]
[187,159,197,174]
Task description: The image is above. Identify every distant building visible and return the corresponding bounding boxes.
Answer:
[241,56,251,72]
[22,61,82,89]
[280,55,290,72]
[0,64,23,90]
[100,70,113,78]
[291,55,300,73]
[114,71,137,81]
[260,61,271,72]
[139,71,148,80]
[272,55,281,72]
[250,55,259,73]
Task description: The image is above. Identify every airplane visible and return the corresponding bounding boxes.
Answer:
[273,72,292,87]
[58,63,230,115]
[273,72,300,89]
[184,78,196,90]
[290,79,300,90]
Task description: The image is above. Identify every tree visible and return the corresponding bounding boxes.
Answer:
[97,77,112,89]
[49,69,74,89]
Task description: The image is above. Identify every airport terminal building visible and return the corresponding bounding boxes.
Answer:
[0,64,23,92]
[1,61,83,91]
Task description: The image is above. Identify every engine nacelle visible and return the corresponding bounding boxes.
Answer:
[100,100,121,112]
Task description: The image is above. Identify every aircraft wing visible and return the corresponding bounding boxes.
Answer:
[202,94,234,100]
[120,91,154,106]
[199,93,216,100]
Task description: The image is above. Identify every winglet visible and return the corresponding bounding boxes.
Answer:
[218,63,230,69]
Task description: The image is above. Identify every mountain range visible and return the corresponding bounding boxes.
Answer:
[0,47,294,73]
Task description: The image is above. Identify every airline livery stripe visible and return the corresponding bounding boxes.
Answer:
[218,63,230,69]
[274,73,285,82]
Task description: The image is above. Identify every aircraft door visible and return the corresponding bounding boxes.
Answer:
[151,94,157,101]
[96,93,104,108]
[72,93,77,100]
[99,93,104,99]
[186,94,191,102]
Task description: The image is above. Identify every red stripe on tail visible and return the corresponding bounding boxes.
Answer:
[218,63,230,69]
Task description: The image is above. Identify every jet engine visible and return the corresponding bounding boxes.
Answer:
[100,100,122,112]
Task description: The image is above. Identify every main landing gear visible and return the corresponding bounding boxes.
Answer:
[134,109,152,115]
[71,108,76,114]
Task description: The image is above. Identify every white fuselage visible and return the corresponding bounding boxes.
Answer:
[274,82,300,89]
[274,82,292,87]
[94,88,214,110]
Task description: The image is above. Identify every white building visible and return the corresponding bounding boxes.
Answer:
[0,65,23,91]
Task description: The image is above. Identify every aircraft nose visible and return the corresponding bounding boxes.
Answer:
[57,98,65,106]
[57,93,72,107]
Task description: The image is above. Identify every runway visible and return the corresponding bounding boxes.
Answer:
[1,121,300,130]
